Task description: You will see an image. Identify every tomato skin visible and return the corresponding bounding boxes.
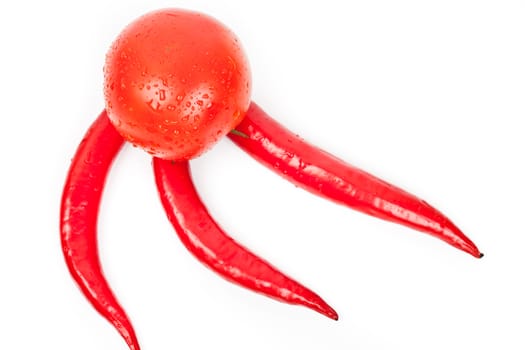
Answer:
[104,9,252,160]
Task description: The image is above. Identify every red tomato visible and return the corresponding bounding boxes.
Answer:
[103,9,252,160]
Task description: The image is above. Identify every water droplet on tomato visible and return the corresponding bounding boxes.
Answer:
[147,99,162,111]
[158,124,169,133]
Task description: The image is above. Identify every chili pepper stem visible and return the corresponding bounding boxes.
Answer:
[229,129,249,138]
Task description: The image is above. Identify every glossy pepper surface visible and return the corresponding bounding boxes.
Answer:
[60,111,139,349]
[153,159,338,320]
[228,102,482,258]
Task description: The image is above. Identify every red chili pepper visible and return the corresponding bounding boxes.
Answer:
[60,112,140,350]
[61,9,484,350]
[153,158,338,320]
[60,111,337,350]
[228,102,482,258]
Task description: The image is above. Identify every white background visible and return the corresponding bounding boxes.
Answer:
[1,0,524,349]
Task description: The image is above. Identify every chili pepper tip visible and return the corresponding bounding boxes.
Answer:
[479,252,484,258]
[322,306,339,321]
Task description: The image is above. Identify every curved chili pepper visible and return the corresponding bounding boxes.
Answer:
[228,102,482,258]
[153,158,338,320]
[60,111,141,350]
